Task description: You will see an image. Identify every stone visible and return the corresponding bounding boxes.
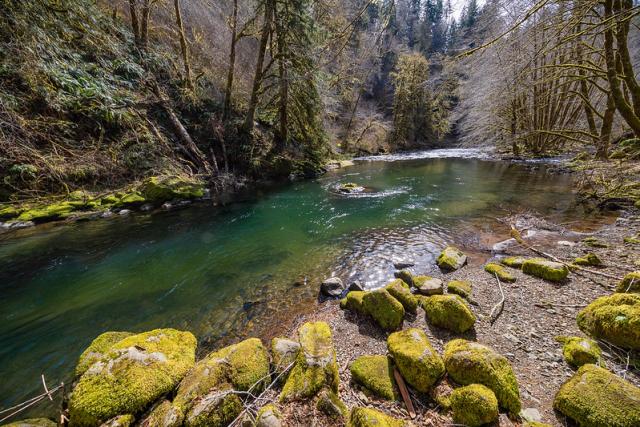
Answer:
[69,329,197,426]
[576,293,640,350]
[573,253,602,267]
[436,246,467,271]
[316,389,348,418]
[500,256,527,268]
[339,291,367,315]
[582,236,608,248]
[447,280,472,299]
[557,241,576,247]
[362,289,405,331]
[555,336,602,368]
[394,270,414,287]
[99,415,134,427]
[2,419,57,427]
[271,337,300,376]
[387,328,444,393]
[347,281,364,292]
[393,261,414,269]
[320,277,345,297]
[118,209,131,216]
[422,294,476,333]
[350,355,397,400]
[17,202,75,222]
[485,263,517,283]
[75,331,133,377]
[347,407,408,427]
[444,339,521,415]
[450,384,499,427]
[520,407,543,423]
[616,271,640,293]
[255,404,283,427]
[554,364,640,427]
[521,258,569,282]
[139,399,183,427]
[413,276,444,296]
[385,279,418,314]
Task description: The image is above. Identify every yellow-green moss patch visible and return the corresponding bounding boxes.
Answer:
[350,355,397,400]
[75,331,133,377]
[450,384,499,427]
[362,289,404,331]
[255,404,283,427]
[347,407,407,427]
[340,291,367,315]
[422,294,476,333]
[485,263,516,283]
[385,279,418,314]
[394,270,414,287]
[555,336,602,368]
[387,328,444,393]
[522,258,569,282]
[139,399,184,427]
[576,293,640,350]
[100,414,134,427]
[616,271,640,293]
[583,237,608,248]
[139,176,205,203]
[316,389,348,418]
[447,280,472,299]
[573,253,602,267]
[436,246,467,271]
[500,256,526,268]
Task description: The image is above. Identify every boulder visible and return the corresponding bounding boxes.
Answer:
[500,256,526,268]
[2,419,57,427]
[255,404,283,427]
[17,202,75,222]
[339,291,367,315]
[316,389,348,418]
[554,364,640,427]
[616,271,640,293]
[139,176,205,203]
[338,182,364,193]
[555,336,602,368]
[69,329,197,426]
[350,355,397,400]
[320,277,345,297]
[347,281,364,292]
[271,337,300,377]
[422,295,476,333]
[413,276,444,296]
[347,407,409,427]
[436,246,467,271]
[139,399,183,427]
[576,293,640,350]
[444,339,521,415]
[450,384,499,427]
[573,253,602,267]
[387,328,444,393]
[385,279,418,314]
[521,258,569,282]
[447,280,472,299]
[394,270,414,287]
[362,289,405,331]
[484,263,516,283]
[280,322,339,401]
[75,331,133,377]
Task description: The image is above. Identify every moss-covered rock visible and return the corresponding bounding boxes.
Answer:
[449,384,499,427]
[422,295,476,333]
[16,202,75,222]
[316,389,348,418]
[387,328,444,393]
[553,364,640,427]
[555,336,602,368]
[69,329,197,426]
[350,355,397,400]
[444,339,521,415]
[255,404,283,427]
[500,256,527,268]
[385,279,418,314]
[99,414,134,427]
[616,271,640,293]
[75,331,133,377]
[271,337,300,377]
[521,258,569,282]
[394,270,414,287]
[0,205,23,220]
[583,236,608,248]
[413,276,444,296]
[436,246,467,271]
[280,322,339,401]
[115,191,146,207]
[447,280,472,299]
[624,236,640,244]
[139,399,183,427]
[484,263,516,283]
[573,253,602,267]
[347,407,408,427]
[140,176,205,203]
[2,419,57,427]
[362,289,404,331]
[339,291,367,315]
[576,293,640,350]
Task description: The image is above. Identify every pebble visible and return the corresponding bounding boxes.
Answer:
[393,261,414,269]
[119,209,131,216]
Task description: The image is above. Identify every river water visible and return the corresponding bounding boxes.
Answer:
[0,149,602,413]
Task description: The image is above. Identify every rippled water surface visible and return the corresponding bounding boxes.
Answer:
[0,150,597,412]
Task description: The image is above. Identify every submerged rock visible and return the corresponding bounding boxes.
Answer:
[338,182,365,194]
[576,293,640,350]
[500,256,526,268]
[555,336,602,368]
[444,339,521,415]
[521,258,569,282]
[413,276,444,296]
[339,291,367,315]
[554,364,640,427]
[447,280,472,299]
[436,246,467,271]
[348,407,409,427]
[422,295,476,333]
[450,384,499,427]
[362,289,405,331]
[69,329,197,426]
[350,355,397,400]
[255,404,283,427]
[75,331,133,377]
[320,277,345,297]
[387,328,444,393]
[616,271,640,293]
[385,279,418,314]
[484,263,516,283]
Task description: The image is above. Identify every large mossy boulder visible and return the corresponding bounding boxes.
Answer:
[444,339,521,415]
[347,407,409,427]
[422,294,476,333]
[450,384,499,427]
[576,293,640,350]
[350,355,398,400]
[362,289,405,331]
[484,263,516,283]
[139,399,183,427]
[521,258,569,282]
[339,291,367,315]
[2,419,57,427]
[280,322,339,401]
[436,246,467,271]
[385,279,418,314]
[69,329,197,426]
[553,364,640,427]
[75,331,133,377]
[387,328,444,393]
[555,336,602,368]
[616,271,640,293]
[139,176,205,203]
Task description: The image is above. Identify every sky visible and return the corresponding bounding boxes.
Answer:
[450,0,486,20]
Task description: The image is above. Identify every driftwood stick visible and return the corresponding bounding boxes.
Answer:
[489,273,505,324]
[393,368,416,419]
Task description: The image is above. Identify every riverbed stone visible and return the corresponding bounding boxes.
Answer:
[555,336,602,368]
[69,328,197,426]
[394,270,414,286]
[500,256,527,268]
[616,271,640,293]
[280,322,339,401]
[3,419,57,427]
[522,258,569,282]
[450,384,499,427]
[339,291,367,315]
[75,331,133,377]
[387,328,444,393]
[447,280,472,299]
[576,293,640,350]
[385,279,418,314]
[362,289,405,331]
[320,277,345,297]
[350,355,397,400]
[485,263,516,283]
[444,339,521,415]
[573,253,602,267]
[437,246,467,271]
[583,236,608,248]
[348,407,408,427]
[393,261,414,269]
[255,404,283,427]
[422,294,476,333]
[553,364,640,427]
[414,276,444,296]
[271,337,300,377]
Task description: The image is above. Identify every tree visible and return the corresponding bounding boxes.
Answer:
[173,0,193,90]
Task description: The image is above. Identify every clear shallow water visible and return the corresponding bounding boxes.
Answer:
[0,150,595,413]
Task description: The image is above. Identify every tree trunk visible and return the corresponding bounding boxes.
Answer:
[276,4,288,147]
[129,0,140,46]
[174,0,193,90]
[140,0,151,50]
[596,94,616,159]
[223,0,239,120]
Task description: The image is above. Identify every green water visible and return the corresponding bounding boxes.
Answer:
[0,151,590,413]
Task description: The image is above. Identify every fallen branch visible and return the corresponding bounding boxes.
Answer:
[489,273,505,325]
[393,368,416,419]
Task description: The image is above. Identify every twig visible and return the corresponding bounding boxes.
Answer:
[489,273,505,325]
[393,368,416,419]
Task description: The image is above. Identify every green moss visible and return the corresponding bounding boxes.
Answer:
[271,337,300,377]
[449,384,499,427]
[413,276,444,296]
[316,389,348,418]
[255,404,283,426]
[394,270,414,287]
[0,205,23,220]
[183,386,243,427]
[350,355,397,400]
[444,339,521,415]
[521,258,569,282]
[115,191,146,207]
[624,236,640,244]
[436,246,467,271]
[139,400,184,427]
[101,194,120,205]
[583,237,608,248]
[362,289,405,331]
[280,322,339,401]
[422,294,476,333]
[340,291,367,315]
[524,422,553,427]
[576,293,640,350]
[69,328,197,426]
[215,338,270,391]
[385,279,418,314]
[100,414,135,427]
[501,256,527,268]
[484,263,516,283]
[75,331,133,377]
[447,280,472,299]
[140,176,205,203]
[555,336,602,368]
[16,202,75,222]
[553,364,640,427]
[616,271,640,293]
[2,419,57,427]
[573,253,602,267]
[347,407,406,427]
[387,328,444,393]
